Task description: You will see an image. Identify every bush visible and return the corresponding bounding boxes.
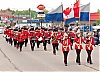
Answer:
[1,24,5,27]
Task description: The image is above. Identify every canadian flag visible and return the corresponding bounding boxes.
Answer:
[63,0,80,19]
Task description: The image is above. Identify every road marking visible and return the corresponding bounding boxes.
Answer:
[40,48,99,71]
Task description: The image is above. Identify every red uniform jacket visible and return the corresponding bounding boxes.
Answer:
[13,32,18,40]
[23,30,29,39]
[74,37,84,50]
[7,29,11,37]
[29,31,36,40]
[44,31,50,38]
[49,31,52,38]
[52,33,59,44]
[17,32,24,42]
[10,30,14,39]
[40,29,44,37]
[35,30,41,40]
[68,32,76,39]
[85,37,95,50]
[4,29,7,35]
[57,31,61,39]
[61,39,72,51]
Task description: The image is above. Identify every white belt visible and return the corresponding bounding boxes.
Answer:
[63,46,68,48]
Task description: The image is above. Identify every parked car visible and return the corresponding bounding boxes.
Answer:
[0,27,4,34]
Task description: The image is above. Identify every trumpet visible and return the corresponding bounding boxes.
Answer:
[52,36,57,43]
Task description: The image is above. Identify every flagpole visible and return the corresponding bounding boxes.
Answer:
[78,0,81,34]
[88,2,90,32]
[61,2,64,28]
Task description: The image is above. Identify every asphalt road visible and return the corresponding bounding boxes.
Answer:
[0,34,99,72]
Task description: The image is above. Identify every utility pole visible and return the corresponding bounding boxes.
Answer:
[29,8,31,24]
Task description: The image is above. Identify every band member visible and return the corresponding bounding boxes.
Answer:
[29,27,36,51]
[17,29,24,52]
[48,28,52,44]
[13,29,18,47]
[7,28,11,44]
[85,33,95,64]
[68,29,76,50]
[23,27,29,47]
[43,28,49,51]
[61,33,72,66]
[74,33,84,65]
[4,27,9,42]
[9,28,14,46]
[35,28,41,48]
[52,29,59,55]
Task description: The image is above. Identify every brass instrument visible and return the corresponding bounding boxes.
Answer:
[52,36,57,43]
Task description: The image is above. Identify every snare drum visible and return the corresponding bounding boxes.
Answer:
[45,38,49,40]
[32,38,36,40]
[7,36,10,39]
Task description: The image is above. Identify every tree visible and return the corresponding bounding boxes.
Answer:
[43,9,49,14]
[13,10,37,19]
[96,19,100,25]
[97,9,100,13]
[7,8,15,15]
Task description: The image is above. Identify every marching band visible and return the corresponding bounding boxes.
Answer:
[3,25,96,66]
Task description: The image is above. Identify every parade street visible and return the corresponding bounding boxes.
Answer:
[0,34,99,72]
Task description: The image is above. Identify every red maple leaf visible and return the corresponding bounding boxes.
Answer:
[63,7,72,16]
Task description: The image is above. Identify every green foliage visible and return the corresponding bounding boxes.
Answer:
[13,10,37,19]
[96,19,100,25]
[97,9,100,13]
[7,8,49,19]
[1,24,5,27]
[43,9,49,14]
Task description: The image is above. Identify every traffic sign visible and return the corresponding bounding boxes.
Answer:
[37,12,45,17]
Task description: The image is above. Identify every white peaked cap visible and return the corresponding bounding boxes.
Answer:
[64,33,68,36]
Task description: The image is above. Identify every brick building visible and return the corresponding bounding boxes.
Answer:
[0,9,12,16]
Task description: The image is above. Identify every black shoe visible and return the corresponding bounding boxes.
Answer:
[79,63,81,65]
[53,53,56,55]
[87,61,89,63]
[20,50,22,52]
[76,60,79,63]
[65,64,67,66]
[44,49,47,51]
[90,62,93,64]
[25,45,27,47]
[76,61,79,63]
[32,49,34,51]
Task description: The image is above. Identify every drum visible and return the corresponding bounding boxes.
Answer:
[45,38,49,40]
[38,37,42,41]
[32,38,36,40]
[7,36,10,39]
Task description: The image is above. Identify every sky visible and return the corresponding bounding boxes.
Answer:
[0,0,99,12]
